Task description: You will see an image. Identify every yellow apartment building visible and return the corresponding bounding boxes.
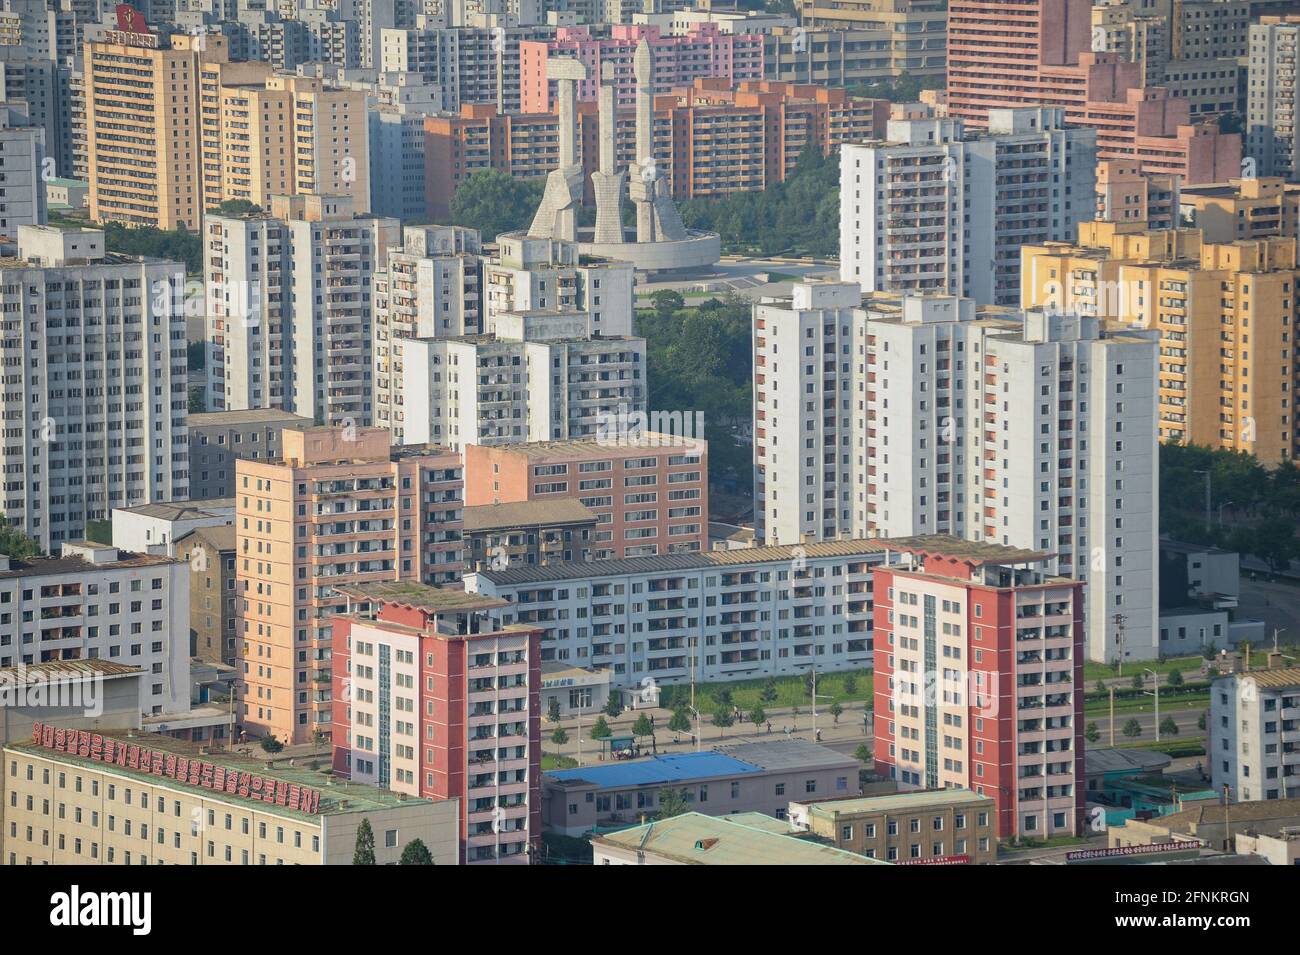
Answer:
[1023,222,1300,464]
[1181,177,1300,244]
[235,427,463,746]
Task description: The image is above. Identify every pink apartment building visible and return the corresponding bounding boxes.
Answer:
[519,23,763,113]
[463,434,708,559]
[235,426,464,745]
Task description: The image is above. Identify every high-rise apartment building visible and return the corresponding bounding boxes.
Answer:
[205,194,399,426]
[0,104,46,237]
[0,224,189,550]
[1095,159,1181,231]
[332,582,543,864]
[1180,177,1300,243]
[464,434,708,558]
[1248,17,1300,180]
[1211,666,1300,802]
[872,547,1084,840]
[839,108,1096,306]
[484,234,634,336]
[373,225,485,442]
[754,280,1159,662]
[234,426,464,745]
[1022,222,1300,466]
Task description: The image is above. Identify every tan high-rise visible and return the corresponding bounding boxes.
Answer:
[1023,221,1300,464]
[86,30,369,231]
[235,427,463,746]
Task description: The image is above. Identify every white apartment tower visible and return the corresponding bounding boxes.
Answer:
[1211,666,1300,802]
[755,281,1160,663]
[402,309,647,449]
[206,194,400,426]
[0,104,46,237]
[373,224,484,442]
[0,225,188,550]
[1247,18,1300,180]
[839,108,1096,307]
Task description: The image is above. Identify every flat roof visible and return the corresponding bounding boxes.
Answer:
[593,811,884,865]
[115,498,234,520]
[334,580,508,613]
[478,432,704,460]
[713,739,856,772]
[1240,667,1300,690]
[545,751,764,788]
[0,550,178,581]
[7,731,425,818]
[0,660,142,683]
[1085,747,1173,776]
[462,499,597,531]
[470,534,1047,586]
[802,788,992,817]
[187,409,314,428]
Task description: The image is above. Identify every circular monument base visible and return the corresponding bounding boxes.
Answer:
[578,230,721,276]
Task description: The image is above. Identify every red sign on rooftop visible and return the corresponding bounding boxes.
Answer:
[29,723,321,814]
[114,3,149,33]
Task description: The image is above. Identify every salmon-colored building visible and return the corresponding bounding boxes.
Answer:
[332,582,543,864]
[235,426,464,745]
[464,433,708,559]
[946,0,1239,183]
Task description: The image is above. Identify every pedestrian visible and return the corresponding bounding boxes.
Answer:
[766,721,772,734]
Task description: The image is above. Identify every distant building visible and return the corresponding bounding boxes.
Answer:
[186,409,312,500]
[175,524,236,666]
[543,740,860,836]
[0,661,143,746]
[1211,667,1300,803]
[111,499,234,557]
[540,661,610,719]
[788,788,998,864]
[463,499,599,570]
[1109,797,1300,853]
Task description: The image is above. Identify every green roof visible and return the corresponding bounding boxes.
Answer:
[334,580,508,612]
[803,788,993,819]
[593,811,888,865]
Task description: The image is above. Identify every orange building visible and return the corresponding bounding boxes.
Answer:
[464,434,708,560]
[425,80,887,220]
[235,426,463,745]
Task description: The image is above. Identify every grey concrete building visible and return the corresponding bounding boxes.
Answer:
[186,409,312,500]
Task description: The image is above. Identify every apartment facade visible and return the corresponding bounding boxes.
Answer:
[1096,160,1180,232]
[1180,177,1300,244]
[2,727,460,865]
[872,550,1085,840]
[0,106,45,238]
[177,524,237,666]
[205,194,400,426]
[401,311,646,450]
[464,434,708,559]
[839,108,1096,306]
[234,426,464,745]
[331,582,543,864]
[1247,17,1300,180]
[0,542,189,717]
[1211,667,1300,802]
[1022,222,1300,465]
[789,788,998,864]
[0,225,189,550]
[463,499,598,571]
[187,409,313,500]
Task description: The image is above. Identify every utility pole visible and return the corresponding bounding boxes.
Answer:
[1109,685,1116,747]
[1113,613,1127,678]
[1144,668,1160,742]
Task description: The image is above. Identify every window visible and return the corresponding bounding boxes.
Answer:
[384,829,398,849]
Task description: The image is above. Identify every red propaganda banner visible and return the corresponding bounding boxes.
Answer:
[114,3,148,32]
[29,723,322,814]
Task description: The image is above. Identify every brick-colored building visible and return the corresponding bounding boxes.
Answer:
[425,80,887,220]
[872,547,1085,840]
[945,0,1239,183]
[177,525,236,666]
[332,582,543,864]
[235,426,463,746]
[464,434,708,559]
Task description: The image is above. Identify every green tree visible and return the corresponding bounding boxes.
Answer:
[1132,673,1145,690]
[1095,680,1108,694]
[843,673,858,696]
[1084,722,1101,743]
[603,691,624,718]
[1166,668,1184,688]
[353,818,376,865]
[187,340,206,372]
[749,705,767,729]
[259,735,283,754]
[1198,711,1207,731]
[189,385,206,414]
[102,221,201,273]
[712,704,734,733]
[760,678,778,705]
[829,701,844,724]
[207,198,261,216]
[551,726,569,746]
[853,743,871,763]
[655,786,690,820]
[0,524,41,560]
[449,169,544,242]
[590,716,612,740]
[1122,718,1142,739]
[399,838,433,865]
[1159,716,1180,737]
[668,707,692,735]
[546,697,561,724]
[632,713,653,740]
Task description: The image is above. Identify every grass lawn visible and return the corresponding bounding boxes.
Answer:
[541,753,578,771]
[1083,655,1203,682]
[1112,736,1207,758]
[657,668,873,715]
[1083,693,1209,717]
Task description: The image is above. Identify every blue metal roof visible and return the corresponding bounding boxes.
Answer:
[545,751,763,788]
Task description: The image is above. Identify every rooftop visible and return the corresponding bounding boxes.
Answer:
[477,432,704,460]
[334,580,509,613]
[544,751,764,789]
[1134,798,1300,833]
[1238,667,1300,690]
[469,534,1047,586]
[0,660,142,683]
[1084,747,1173,777]
[174,524,236,552]
[7,731,424,819]
[593,812,884,865]
[114,498,235,521]
[187,409,314,429]
[462,499,597,532]
[800,788,993,818]
[713,739,857,773]
[0,549,178,581]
